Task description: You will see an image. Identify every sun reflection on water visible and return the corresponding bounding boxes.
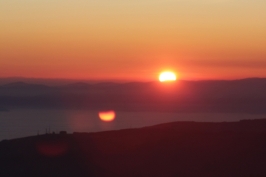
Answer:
[98,110,116,122]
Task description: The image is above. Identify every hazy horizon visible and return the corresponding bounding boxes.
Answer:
[1,108,266,140]
[1,77,266,140]
[1,76,266,86]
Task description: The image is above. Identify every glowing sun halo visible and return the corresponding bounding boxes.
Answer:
[159,71,177,82]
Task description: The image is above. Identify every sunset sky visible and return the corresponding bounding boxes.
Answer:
[1,0,266,81]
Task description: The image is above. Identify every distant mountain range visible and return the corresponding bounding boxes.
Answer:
[0,78,266,113]
[1,119,266,177]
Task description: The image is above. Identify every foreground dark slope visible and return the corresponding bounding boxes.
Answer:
[1,119,266,177]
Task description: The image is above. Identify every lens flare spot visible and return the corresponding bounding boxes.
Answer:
[159,71,177,82]
[37,141,68,157]
[98,110,116,122]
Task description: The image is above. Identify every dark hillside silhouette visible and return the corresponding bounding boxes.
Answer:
[1,119,266,177]
[0,107,8,111]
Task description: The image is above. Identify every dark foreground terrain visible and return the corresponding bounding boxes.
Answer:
[1,119,266,177]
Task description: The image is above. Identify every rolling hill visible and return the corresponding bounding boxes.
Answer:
[1,119,266,177]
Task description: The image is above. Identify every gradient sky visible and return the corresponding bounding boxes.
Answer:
[1,0,266,81]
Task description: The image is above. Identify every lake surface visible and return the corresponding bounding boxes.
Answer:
[1,109,266,140]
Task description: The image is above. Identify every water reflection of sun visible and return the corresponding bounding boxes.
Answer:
[98,110,116,122]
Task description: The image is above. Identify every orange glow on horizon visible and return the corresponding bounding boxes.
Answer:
[1,1,266,81]
[98,110,116,122]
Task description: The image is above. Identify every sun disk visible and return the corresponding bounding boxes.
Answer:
[159,71,177,82]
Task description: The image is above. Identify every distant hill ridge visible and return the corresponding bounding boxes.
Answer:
[0,78,266,113]
[1,81,50,89]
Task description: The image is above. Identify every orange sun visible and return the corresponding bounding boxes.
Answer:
[159,71,177,82]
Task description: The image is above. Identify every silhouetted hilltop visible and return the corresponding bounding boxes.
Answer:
[1,119,266,177]
[1,82,51,92]
[0,78,266,113]
[63,82,92,89]
[0,82,52,96]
